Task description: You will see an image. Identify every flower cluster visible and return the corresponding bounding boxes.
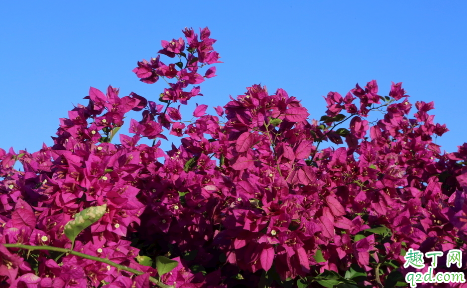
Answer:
[0,27,466,288]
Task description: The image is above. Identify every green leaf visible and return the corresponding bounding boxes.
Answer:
[336,283,360,288]
[249,198,261,208]
[184,156,198,172]
[64,204,107,247]
[155,256,179,277]
[220,154,225,167]
[314,270,349,288]
[344,266,367,280]
[159,93,170,103]
[369,164,377,170]
[320,116,332,122]
[297,278,309,288]
[24,252,39,274]
[190,264,206,275]
[175,61,184,69]
[364,225,391,236]
[109,126,121,142]
[104,169,113,173]
[336,128,350,136]
[313,249,326,263]
[384,269,404,288]
[189,57,199,64]
[258,270,273,288]
[136,255,153,267]
[332,114,346,122]
[438,171,451,182]
[179,52,187,58]
[383,260,400,269]
[178,191,187,205]
[277,278,294,288]
[98,137,109,143]
[354,234,366,242]
[319,270,344,279]
[269,118,282,126]
[384,96,391,101]
[182,249,198,261]
[316,278,341,287]
[219,253,227,263]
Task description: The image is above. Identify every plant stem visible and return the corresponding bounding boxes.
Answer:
[310,99,395,162]
[3,244,174,288]
[375,262,383,288]
[310,114,354,162]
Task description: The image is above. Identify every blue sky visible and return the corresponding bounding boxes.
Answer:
[1,1,466,159]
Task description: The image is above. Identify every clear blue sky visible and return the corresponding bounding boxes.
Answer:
[1,1,466,158]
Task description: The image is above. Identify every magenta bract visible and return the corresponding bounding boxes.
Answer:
[0,27,465,288]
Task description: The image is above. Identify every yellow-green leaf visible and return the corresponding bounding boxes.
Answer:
[314,249,326,263]
[156,256,178,277]
[136,255,153,267]
[64,204,107,245]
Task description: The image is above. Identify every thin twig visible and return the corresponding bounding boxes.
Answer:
[3,244,173,288]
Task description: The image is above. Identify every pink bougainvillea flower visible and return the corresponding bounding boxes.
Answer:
[204,66,217,78]
[159,37,185,58]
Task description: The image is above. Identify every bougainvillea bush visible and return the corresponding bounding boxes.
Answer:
[0,27,466,288]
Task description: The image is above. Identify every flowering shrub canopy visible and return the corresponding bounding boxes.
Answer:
[0,27,466,288]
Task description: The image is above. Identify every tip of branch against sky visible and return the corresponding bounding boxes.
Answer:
[1,0,466,158]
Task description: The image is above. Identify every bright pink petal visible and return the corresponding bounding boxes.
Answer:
[260,246,274,272]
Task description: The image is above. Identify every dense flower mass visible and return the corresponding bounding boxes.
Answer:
[0,27,466,288]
